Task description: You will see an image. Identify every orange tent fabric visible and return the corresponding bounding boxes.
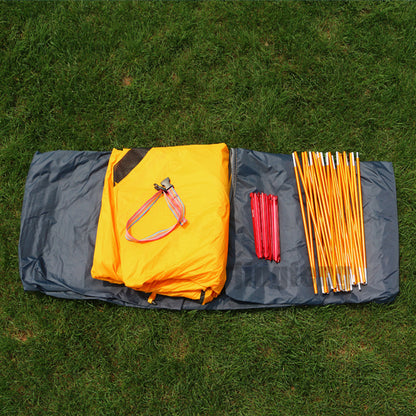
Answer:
[91,143,230,304]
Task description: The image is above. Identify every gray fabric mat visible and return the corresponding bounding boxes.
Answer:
[19,148,399,309]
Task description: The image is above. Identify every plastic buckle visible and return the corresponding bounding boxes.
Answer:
[160,177,173,190]
[154,177,173,192]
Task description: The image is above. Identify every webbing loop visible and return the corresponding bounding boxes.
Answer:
[125,178,187,243]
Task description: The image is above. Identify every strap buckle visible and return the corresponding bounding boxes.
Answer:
[154,177,173,192]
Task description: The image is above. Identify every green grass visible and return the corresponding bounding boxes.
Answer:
[1,1,416,415]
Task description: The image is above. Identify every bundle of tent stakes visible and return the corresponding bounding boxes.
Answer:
[292,151,367,295]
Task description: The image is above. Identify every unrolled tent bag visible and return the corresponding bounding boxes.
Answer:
[18,146,400,310]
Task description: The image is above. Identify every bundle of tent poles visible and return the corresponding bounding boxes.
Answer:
[292,151,367,295]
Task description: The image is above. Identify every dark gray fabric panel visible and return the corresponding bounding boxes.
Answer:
[19,149,399,310]
[225,148,399,307]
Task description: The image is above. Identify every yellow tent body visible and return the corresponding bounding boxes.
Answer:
[91,143,230,304]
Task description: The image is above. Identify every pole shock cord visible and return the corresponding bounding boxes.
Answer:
[125,178,187,243]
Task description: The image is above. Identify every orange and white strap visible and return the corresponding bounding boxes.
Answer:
[125,178,187,243]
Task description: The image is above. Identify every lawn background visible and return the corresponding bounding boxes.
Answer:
[1,1,416,415]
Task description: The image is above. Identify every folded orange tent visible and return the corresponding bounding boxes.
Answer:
[91,143,230,304]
